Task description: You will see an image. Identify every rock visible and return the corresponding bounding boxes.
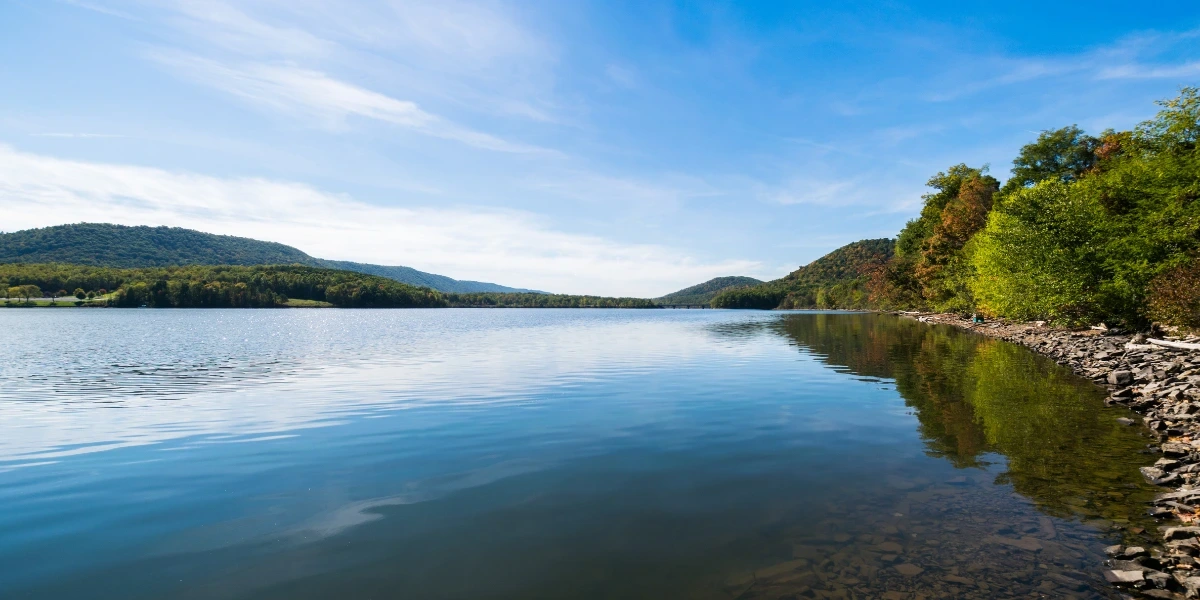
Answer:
[1117,417,1136,425]
[1146,570,1172,588]
[986,535,1043,551]
[1124,546,1148,557]
[1110,559,1144,571]
[943,574,975,586]
[876,541,903,553]
[1106,544,1124,556]
[894,563,923,576]
[756,559,809,579]
[1047,572,1087,591]
[1165,527,1200,540]
[1110,370,1134,385]
[1185,576,1200,598]
[1103,569,1144,583]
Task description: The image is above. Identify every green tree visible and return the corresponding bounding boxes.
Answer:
[1134,86,1199,154]
[969,181,1109,324]
[1002,125,1099,194]
[74,288,86,300]
[896,165,989,258]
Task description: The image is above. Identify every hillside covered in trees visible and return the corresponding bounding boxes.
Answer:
[710,239,894,309]
[0,224,535,294]
[721,88,1200,331]
[654,276,762,305]
[0,263,447,308]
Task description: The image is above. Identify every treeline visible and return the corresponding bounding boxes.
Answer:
[719,87,1200,330]
[0,264,446,308]
[445,292,657,308]
[0,264,660,310]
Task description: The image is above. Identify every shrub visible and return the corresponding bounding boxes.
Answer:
[1147,258,1200,331]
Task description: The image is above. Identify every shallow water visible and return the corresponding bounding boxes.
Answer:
[0,309,1157,599]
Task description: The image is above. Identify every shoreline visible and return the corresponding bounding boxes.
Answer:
[903,312,1200,599]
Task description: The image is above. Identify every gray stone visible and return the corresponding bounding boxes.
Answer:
[894,563,923,576]
[1109,370,1134,385]
[1103,569,1144,583]
[1165,527,1200,540]
[985,535,1042,551]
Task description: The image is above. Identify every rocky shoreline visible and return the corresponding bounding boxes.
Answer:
[903,312,1200,599]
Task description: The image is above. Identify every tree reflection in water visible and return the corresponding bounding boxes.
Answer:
[767,311,1156,529]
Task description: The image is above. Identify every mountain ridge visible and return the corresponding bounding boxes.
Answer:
[0,223,539,294]
[654,276,762,305]
[710,239,894,309]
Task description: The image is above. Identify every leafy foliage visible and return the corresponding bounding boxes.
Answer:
[971,87,1200,326]
[1146,258,1200,330]
[1003,125,1099,193]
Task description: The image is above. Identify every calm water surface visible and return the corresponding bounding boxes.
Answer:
[0,310,1158,599]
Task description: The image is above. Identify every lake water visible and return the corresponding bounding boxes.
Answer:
[0,309,1158,599]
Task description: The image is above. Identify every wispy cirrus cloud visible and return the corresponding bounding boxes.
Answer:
[924,27,1200,102]
[30,132,126,138]
[149,51,559,155]
[0,144,761,296]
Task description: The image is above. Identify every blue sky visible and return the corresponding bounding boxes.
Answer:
[2,1,1198,296]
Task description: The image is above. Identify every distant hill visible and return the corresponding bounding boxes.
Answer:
[0,224,537,294]
[710,239,894,309]
[655,276,762,305]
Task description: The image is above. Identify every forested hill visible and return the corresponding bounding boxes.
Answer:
[710,239,894,309]
[655,276,762,305]
[715,87,1200,330]
[0,223,535,294]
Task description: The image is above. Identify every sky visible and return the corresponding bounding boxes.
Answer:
[1,1,1199,296]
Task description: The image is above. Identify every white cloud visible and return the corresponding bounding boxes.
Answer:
[150,52,558,155]
[57,0,141,21]
[1097,61,1200,80]
[30,132,126,138]
[923,28,1200,102]
[165,0,337,58]
[147,0,561,123]
[0,145,760,296]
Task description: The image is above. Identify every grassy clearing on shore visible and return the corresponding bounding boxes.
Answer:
[284,298,335,308]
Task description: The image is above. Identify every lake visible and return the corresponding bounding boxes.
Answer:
[0,309,1156,599]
